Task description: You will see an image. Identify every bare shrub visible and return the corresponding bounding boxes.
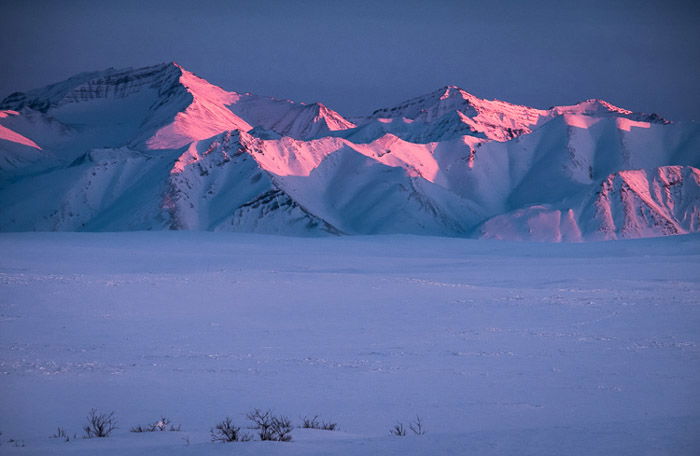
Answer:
[270,415,293,442]
[389,422,406,436]
[246,409,293,441]
[301,415,337,431]
[211,417,239,442]
[130,416,181,433]
[8,439,26,447]
[302,415,320,429]
[409,416,426,435]
[246,409,273,440]
[83,409,117,438]
[211,417,250,442]
[50,427,72,442]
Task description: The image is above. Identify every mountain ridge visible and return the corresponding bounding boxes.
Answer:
[0,63,697,241]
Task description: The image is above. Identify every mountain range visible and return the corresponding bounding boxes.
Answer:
[1,62,698,240]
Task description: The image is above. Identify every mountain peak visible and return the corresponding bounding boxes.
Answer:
[366,85,478,122]
[551,98,670,124]
[553,98,633,116]
[0,63,185,113]
[438,85,476,100]
[0,63,695,240]
[358,85,547,141]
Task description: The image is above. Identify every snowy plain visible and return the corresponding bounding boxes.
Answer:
[0,232,699,455]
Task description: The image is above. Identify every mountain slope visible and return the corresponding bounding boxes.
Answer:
[584,165,700,239]
[0,63,698,241]
[0,63,355,164]
[349,85,547,142]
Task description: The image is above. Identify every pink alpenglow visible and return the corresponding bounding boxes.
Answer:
[0,63,696,240]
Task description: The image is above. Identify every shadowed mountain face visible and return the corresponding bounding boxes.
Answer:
[0,63,698,240]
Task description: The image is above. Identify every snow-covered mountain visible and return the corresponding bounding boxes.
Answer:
[1,63,698,240]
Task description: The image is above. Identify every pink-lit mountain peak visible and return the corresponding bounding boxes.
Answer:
[550,98,670,125]
[0,63,359,149]
[362,83,674,142]
[553,98,633,116]
[173,63,243,105]
[160,64,356,139]
[421,86,651,122]
[358,85,549,141]
[434,85,635,119]
[0,62,698,240]
[367,85,479,122]
[436,84,474,102]
[0,63,669,142]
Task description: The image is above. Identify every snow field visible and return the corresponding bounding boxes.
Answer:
[0,232,699,455]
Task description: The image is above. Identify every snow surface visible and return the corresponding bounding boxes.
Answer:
[1,232,699,455]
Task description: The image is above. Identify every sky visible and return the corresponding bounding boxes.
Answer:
[1,0,699,120]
